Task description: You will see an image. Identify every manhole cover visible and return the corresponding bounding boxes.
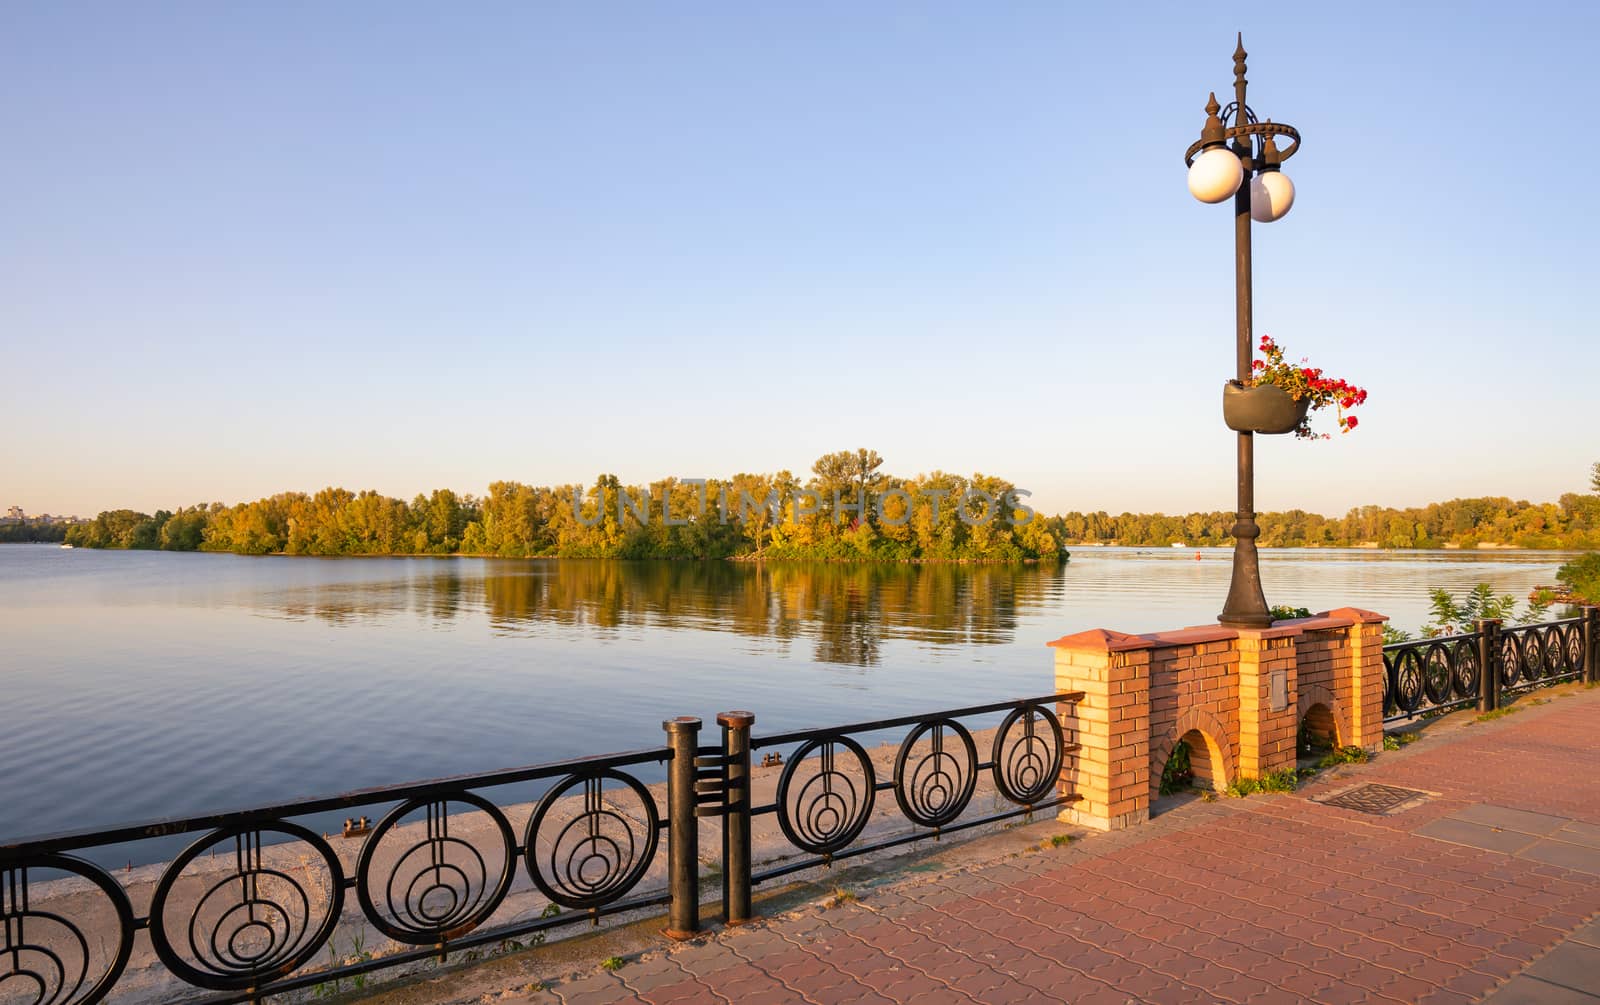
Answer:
[1314,783,1429,815]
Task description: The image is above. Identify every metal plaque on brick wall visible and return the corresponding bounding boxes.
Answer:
[1270,668,1288,711]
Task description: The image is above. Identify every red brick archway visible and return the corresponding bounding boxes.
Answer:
[1151,707,1235,794]
[1297,681,1347,749]
[1050,609,1389,831]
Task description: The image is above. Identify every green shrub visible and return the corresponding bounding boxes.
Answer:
[1159,740,1193,795]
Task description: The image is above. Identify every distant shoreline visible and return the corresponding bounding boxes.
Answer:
[17,542,1588,556]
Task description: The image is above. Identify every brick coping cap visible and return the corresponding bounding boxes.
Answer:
[1046,628,1153,652]
[1318,606,1390,624]
[1048,607,1390,652]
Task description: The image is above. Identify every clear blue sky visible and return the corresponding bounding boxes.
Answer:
[3,2,1596,519]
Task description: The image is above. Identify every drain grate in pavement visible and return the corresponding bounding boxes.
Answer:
[1314,783,1430,815]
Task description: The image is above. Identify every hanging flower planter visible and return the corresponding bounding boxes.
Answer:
[1223,381,1310,434]
[1225,335,1368,439]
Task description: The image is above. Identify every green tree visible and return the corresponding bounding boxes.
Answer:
[1556,553,1600,605]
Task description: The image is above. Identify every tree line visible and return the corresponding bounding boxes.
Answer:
[65,451,1062,561]
[58,454,1600,559]
[0,520,70,543]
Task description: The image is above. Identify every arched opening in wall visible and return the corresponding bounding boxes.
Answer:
[1301,702,1339,754]
[1161,730,1227,794]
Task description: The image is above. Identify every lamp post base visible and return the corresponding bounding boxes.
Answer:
[1219,523,1272,629]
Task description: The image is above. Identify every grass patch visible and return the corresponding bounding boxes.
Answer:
[1316,746,1370,770]
[1226,770,1298,797]
[313,931,374,998]
[1382,732,1421,751]
[1050,833,1073,848]
[822,887,858,909]
[600,956,625,972]
[1475,706,1520,723]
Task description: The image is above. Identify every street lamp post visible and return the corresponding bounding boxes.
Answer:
[1184,34,1301,630]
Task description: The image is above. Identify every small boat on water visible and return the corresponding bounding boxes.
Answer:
[59,543,74,549]
[1170,541,1186,548]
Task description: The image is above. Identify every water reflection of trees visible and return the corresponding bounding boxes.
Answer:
[263,560,1062,666]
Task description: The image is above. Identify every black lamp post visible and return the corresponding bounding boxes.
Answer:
[1183,34,1301,630]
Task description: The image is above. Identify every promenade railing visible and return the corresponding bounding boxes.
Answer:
[0,691,1081,1004]
[1381,608,1599,723]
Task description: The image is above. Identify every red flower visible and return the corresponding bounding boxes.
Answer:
[1345,416,1358,430]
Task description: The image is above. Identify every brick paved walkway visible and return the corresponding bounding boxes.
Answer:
[468,687,1600,1004]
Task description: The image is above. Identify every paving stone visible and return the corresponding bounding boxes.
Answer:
[1416,817,1544,854]
[1519,839,1600,875]
[1480,975,1600,1004]
[1552,821,1600,849]
[1524,942,1600,996]
[1454,804,1574,836]
[1569,921,1600,950]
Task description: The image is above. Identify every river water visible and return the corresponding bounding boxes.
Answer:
[0,544,1575,844]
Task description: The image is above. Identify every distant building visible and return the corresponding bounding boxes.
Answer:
[5,506,22,521]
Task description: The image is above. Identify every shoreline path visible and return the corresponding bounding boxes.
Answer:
[367,683,1600,1005]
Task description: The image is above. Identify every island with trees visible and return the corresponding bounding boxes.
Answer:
[55,454,1600,562]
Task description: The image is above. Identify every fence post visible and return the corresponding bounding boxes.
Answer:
[1476,619,1502,713]
[663,716,702,939]
[717,711,755,926]
[1586,607,1599,686]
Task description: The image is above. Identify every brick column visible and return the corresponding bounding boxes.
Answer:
[1322,607,1388,752]
[1050,629,1152,831]
[1235,629,1300,778]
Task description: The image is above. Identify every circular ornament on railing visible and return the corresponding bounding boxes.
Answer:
[355,792,516,945]
[147,822,344,992]
[1422,643,1453,705]
[1543,625,1565,677]
[1500,633,1523,688]
[523,770,659,911]
[1521,631,1546,682]
[991,702,1065,805]
[1381,653,1395,715]
[775,735,876,856]
[0,854,135,1005]
[892,718,978,829]
[1450,641,1480,698]
[1563,624,1585,673]
[1391,648,1424,714]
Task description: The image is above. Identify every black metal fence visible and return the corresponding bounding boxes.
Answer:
[1382,608,1599,723]
[0,692,1081,1004]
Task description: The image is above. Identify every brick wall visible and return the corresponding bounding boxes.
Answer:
[1050,607,1389,830]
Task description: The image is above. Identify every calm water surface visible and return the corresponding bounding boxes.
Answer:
[0,544,1574,844]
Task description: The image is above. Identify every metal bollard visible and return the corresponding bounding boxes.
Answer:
[1586,607,1599,686]
[717,711,755,926]
[1476,619,1502,713]
[662,716,702,938]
